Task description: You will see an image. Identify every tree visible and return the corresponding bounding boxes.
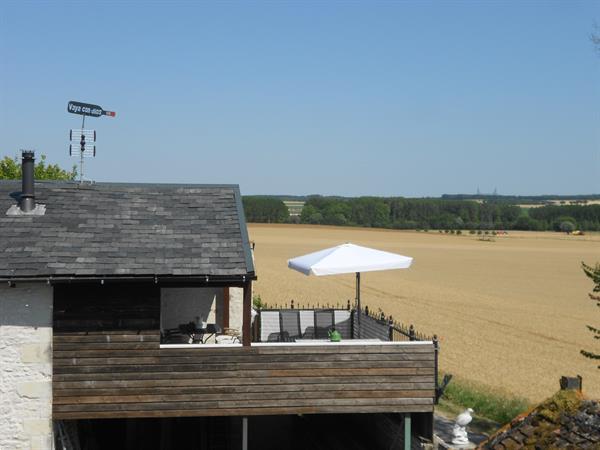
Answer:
[559,221,575,234]
[0,154,77,181]
[242,197,289,223]
[581,262,600,368]
[513,216,541,231]
[300,204,318,223]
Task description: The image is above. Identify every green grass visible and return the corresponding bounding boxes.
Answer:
[437,375,531,426]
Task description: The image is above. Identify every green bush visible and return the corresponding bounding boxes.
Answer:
[252,294,265,310]
[456,230,462,235]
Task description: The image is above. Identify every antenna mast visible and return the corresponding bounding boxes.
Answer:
[67,100,116,183]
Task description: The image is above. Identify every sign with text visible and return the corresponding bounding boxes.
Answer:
[67,101,116,118]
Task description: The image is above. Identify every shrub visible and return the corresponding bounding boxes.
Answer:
[469,230,475,235]
[252,294,264,310]
[456,230,462,235]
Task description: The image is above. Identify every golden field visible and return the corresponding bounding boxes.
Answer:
[248,224,600,402]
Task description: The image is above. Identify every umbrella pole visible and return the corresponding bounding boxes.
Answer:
[356,272,361,338]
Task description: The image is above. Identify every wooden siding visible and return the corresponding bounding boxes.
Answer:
[53,331,435,420]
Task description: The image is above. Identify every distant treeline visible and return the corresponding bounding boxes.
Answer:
[441,194,600,204]
[243,196,600,231]
[248,193,600,204]
[242,197,289,223]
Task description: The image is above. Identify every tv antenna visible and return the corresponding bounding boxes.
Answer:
[67,100,116,183]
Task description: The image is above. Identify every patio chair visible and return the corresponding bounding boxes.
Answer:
[216,326,241,344]
[260,311,281,342]
[280,310,301,342]
[333,310,352,339]
[314,310,334,339]
[161,328,190,344]
[299,310,316,339]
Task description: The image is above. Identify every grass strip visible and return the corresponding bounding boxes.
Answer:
[437,375,531,426]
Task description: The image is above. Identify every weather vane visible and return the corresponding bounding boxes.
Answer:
[67,100,116,183]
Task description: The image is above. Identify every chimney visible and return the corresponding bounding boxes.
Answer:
[560,375,582,392]
[20,150,35,213]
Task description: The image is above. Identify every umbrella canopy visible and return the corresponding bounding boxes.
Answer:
[288,243,413,338]
[288,243,413,276]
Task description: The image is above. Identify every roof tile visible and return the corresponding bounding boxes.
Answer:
[0,181,253,278]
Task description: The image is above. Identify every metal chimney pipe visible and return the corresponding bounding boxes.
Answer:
[20,150,35,213]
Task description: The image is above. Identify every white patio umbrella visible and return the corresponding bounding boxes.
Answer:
[287,243,413,337]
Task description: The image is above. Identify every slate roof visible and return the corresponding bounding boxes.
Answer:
[479,389,600,449]
[0,181,255,279]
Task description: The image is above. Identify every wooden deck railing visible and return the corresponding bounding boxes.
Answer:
[53,331,436,420]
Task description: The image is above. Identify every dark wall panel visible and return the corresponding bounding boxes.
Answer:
[54,285,160,331]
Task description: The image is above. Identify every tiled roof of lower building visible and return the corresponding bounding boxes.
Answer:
[479,389,600,449]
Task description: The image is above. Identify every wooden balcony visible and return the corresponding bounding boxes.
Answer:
[52,330,436,420]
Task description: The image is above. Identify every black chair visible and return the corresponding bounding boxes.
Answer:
[267,332,282,342]
[280,310,301,342]
[315,310,334,339]
[161,328,189,344]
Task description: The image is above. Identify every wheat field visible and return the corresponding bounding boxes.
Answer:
[247,224,600,402]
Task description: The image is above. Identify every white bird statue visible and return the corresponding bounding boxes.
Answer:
[452,408,473,445]
[456,408,474,427]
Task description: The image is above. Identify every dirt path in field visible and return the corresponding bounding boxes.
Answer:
[247,224,600,402]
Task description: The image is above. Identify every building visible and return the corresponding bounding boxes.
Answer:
[479,378,600,449]
[1,152,437,450]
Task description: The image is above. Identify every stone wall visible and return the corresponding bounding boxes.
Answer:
[0,283,53,450]
[229,287,243,333]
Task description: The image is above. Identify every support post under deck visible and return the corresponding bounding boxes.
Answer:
[404,413,411,450]
[242,417,248,450]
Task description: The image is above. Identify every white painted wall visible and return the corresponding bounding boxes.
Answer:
[0,283,53,450]
[160,287,246,342]
[160,288,223,331]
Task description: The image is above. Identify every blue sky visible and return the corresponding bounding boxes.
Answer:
[0,1,598,197]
